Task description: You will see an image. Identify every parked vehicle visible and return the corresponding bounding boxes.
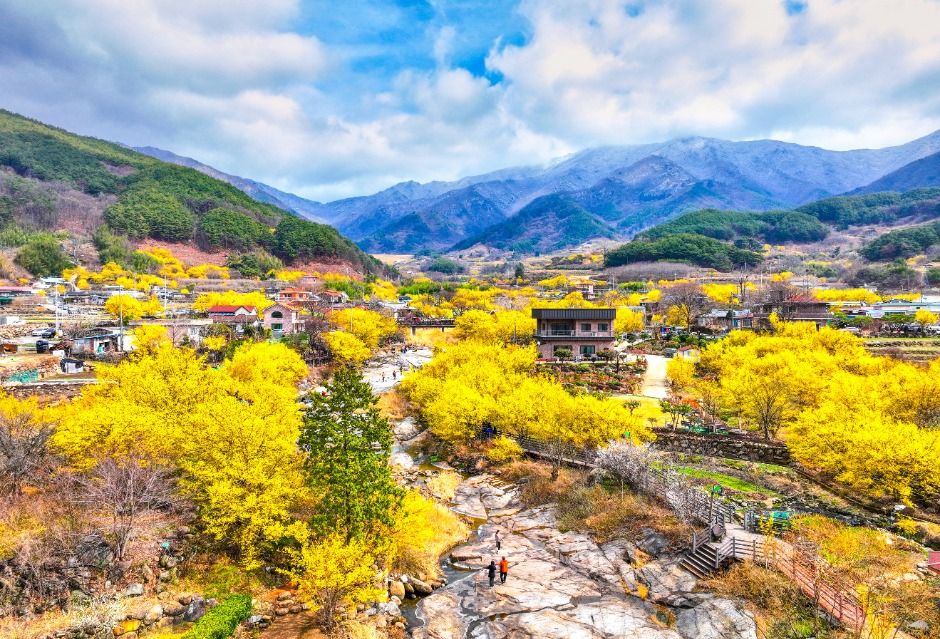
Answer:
[30,327,56,338]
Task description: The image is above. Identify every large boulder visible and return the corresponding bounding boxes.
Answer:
[675,598,757,639]
[636,528,670,557]
[410,577,433,596]
[388,580,406,599]
[637,558,697,603]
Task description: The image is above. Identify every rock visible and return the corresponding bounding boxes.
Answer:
[390,451,415,469]
[182,598,206,622]
[289,605,303,614]
[392,416,419,441]
[637,558,697,603]
[378,601,401,617]
[274,608,289,616]
[144,605,163,624]
[158,555,177,569]
[908,620,930,632]
[122,584,144,598]
[140,565,154,584]
[276,591,292,602]
[450,547,483,563]
[675,598,757,639]
[111,626,125,637]
[163,603,184,617]
[636,528,670,557]
[403,581,415,595]
[177,594,192,606]
[388,581,406,599]
[410,577,433,595]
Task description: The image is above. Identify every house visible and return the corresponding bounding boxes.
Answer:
[59,358,85,374]
[262,303,305,338]
[698,308,754,331]
[863,299,940,318]
[275,288,319,304]
[755,295,830,328]
[320,290,349,306]
[129,318,213,346]
[532,308,616,359]
[70,328,123,355]
[206,305,257,325]
[676,345,701,361]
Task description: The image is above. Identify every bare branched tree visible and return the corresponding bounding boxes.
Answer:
[661,282,712,331]
[71,457,176,561]
[0,404,56,497]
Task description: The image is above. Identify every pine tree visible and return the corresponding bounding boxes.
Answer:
[299,367,402,539]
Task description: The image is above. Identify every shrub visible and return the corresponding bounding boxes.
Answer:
[181,594,252,639]
[426,257,464,274]
[15,237,72,276]
[486,435,524,463]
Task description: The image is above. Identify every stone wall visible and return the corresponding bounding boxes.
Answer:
[651,428,791,465]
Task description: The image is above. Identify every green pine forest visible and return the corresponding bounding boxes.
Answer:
[0,109,384,275]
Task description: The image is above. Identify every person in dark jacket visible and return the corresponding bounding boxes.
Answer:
[495,529,501,551]
[487,560,497,587]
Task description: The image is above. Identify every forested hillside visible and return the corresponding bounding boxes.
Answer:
[0,110,383,275]
[605,188,940,270]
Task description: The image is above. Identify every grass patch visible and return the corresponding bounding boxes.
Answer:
[177,555,276,600]
[675,467,779,496]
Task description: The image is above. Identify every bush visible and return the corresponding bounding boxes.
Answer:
[15,237,72,276]
[426,257,464,274]
[486,435,524,463]
[181,594,252,639]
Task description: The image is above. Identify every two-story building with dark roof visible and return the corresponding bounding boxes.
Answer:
[531,308,616,359]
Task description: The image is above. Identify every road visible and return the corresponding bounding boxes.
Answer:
[640,354,668,399]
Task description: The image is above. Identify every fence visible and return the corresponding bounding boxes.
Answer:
[489,428,870,635]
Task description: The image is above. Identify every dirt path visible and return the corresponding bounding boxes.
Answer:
[257,612,326,639]
[641,354,668,399]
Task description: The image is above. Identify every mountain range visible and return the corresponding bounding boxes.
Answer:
[138,131,940,255]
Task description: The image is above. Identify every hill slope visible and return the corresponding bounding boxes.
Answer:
[328,131,940,253]
[851,150,940,195]
[0,109,382,274]
[604,188,940,270]
[134,146,333,224]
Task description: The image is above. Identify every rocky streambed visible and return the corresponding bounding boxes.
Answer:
[402,471,757,639]
[379,356,757,639]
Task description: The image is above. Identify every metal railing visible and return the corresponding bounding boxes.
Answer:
[535,330,614,338]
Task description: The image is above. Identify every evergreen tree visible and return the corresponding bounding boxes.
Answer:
[299,367,402,539]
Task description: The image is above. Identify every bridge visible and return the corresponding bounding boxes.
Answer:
[397,317,456,335]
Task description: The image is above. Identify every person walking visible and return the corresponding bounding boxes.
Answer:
[499,557,509,584]
[486,560,497,587]
[495,530,501,551]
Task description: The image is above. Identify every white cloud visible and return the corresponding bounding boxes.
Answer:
[1,0,940,200]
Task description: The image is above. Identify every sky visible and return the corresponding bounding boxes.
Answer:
[1,0,940,202]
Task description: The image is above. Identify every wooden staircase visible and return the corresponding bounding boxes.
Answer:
[680,540,721,577]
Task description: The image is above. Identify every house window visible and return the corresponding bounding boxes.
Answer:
[271,311,283,319]
[553,345,572,355]
[272,323,283,331]
[598,323,609,332]
[580,345,596,356]
[580,323,591,332]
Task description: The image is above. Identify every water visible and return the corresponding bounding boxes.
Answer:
[398,522,485,630]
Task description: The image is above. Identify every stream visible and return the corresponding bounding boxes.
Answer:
[367,347,759,639]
